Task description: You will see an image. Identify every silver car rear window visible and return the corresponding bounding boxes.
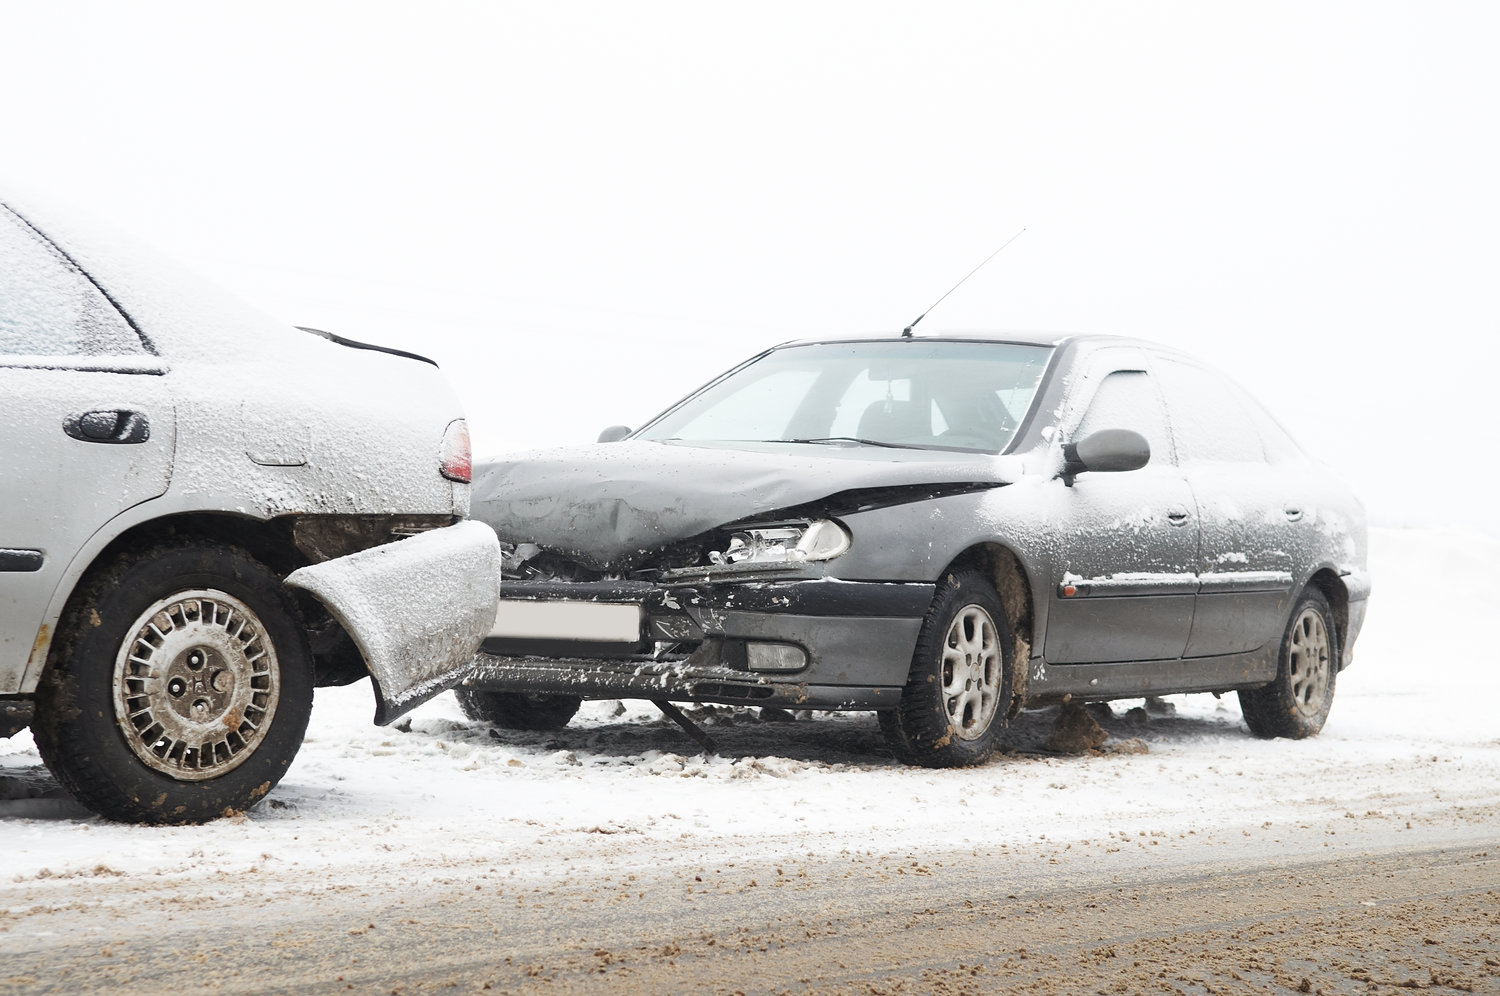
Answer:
[0,206,145,359]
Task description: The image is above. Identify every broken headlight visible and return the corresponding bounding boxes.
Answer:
[708,520,850,566]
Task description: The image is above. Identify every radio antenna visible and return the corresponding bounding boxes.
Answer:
[901,227,1027,338]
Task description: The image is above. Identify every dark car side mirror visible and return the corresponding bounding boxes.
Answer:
[1061,428,1150,484]
[597,425,633,443]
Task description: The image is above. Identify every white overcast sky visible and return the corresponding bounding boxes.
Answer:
[2,2,1496,532]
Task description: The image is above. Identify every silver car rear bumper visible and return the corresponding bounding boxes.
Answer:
[286,520,501,724]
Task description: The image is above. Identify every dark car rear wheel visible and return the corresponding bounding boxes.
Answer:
[33,542,314,824]
[1238,587,1338,739]
[454,688,582,731]
[879,569,1012,767]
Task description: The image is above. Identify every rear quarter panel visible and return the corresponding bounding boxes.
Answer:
[164,339,467,520]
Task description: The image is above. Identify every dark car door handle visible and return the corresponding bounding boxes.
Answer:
[1283,506,1304,522]
[1166,507,1191,526]
[64,409,151,444]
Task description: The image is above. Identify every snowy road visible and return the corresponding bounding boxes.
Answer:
[2,528,1499,993]
[3,812,1496,994]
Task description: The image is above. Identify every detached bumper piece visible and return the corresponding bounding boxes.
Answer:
[470,576,933,710]
[287,520,502,724]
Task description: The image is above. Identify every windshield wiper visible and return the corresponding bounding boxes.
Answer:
[785,436,911,449]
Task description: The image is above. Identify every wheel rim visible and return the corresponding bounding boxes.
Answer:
[940,604,1002,741]
[1287,606,1332,717]
[112,590,281,781]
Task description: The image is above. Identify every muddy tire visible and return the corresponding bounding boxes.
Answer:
[879,569,1012,767]
[1239,587,1338,739]
[32,542,314,824]
[454,689,581,731]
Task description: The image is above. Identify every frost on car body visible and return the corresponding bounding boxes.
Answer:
[465,334,1369,767]
[0,190,499,822]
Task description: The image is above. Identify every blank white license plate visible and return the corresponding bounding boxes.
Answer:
[489,599,643,643]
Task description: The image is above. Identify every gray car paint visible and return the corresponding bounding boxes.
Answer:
[468,332,1369,711]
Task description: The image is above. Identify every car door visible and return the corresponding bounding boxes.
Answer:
[1153,356,1299,657]
[0,204,176,692]
[1043,352,1199,664]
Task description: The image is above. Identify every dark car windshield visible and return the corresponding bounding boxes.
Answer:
[638,340,1053,453]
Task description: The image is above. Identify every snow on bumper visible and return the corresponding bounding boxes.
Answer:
[285,520,502,724]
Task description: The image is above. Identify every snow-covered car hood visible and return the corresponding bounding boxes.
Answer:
[471,439,1023,570]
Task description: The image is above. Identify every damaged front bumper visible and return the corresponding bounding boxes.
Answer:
[466,575,932,710]
[286,520,502,724]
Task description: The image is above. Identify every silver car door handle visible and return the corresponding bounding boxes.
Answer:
[0,548,44,572]
[63,409,151,444]
[1166,507,1191,526]
[1283,506,1304,522]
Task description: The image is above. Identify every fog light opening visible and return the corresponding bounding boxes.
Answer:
[746,642,808,672]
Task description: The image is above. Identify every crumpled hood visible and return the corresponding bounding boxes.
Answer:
[471,439,1021,570]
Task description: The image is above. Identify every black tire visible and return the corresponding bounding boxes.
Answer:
[33,542,314,824]
[454,688,581,731]
[879,569,1013,767]
[1238,587,1338,739]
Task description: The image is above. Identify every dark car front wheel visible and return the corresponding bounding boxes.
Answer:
[33,542,314,824]
[879,569,1013,767]
[454,688,582,731]
[1238,587,1338,739]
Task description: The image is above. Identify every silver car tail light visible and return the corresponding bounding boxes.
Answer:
[439,419,472,483]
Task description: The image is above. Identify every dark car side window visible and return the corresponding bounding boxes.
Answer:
[1246,400,1307,464]
[1076,370,1175,466]
[1155,358,1266,464]
[0,206,145,359]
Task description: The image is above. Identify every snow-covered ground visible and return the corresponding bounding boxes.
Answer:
[2,526,1498,892]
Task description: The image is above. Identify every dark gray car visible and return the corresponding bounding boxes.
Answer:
[466,333,1369,766]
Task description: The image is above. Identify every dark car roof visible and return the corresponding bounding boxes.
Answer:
[772,329,1136,350]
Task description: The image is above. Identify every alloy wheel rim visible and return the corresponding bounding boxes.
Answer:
[1287,607,1331,717]
[940,605,1002,741]
[112,590,280,780]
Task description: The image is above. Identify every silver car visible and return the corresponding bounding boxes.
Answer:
[466,333,1369,766]
[0,193,500,822]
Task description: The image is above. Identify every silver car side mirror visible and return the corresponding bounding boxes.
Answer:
[597,425,633,443]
